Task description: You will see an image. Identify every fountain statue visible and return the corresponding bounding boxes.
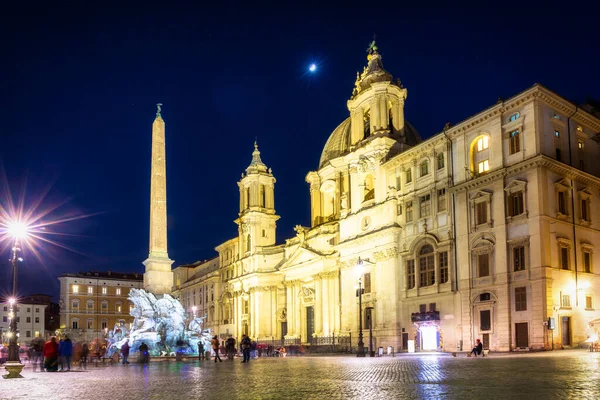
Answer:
[105,288,212,357]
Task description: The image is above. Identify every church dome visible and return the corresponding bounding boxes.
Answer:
[318,117,421,169]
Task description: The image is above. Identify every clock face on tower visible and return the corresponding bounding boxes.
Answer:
[361,216,371,230]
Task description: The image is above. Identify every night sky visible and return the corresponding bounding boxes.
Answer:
[2,2,599,300]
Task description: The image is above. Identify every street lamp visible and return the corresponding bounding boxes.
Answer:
[3,222,28,378]
[355,258,366,357]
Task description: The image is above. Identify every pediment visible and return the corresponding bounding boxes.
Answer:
[469,189,492,200]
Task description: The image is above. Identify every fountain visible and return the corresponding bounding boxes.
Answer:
[105,289,212,358]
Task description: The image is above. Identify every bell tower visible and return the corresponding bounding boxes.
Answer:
[235,142,279,258]
[347,41,408,146]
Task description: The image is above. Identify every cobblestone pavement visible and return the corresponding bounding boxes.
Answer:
[2,350,599,400]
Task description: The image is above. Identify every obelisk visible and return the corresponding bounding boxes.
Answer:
[143,103,174,295]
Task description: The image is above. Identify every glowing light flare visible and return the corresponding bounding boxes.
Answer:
[7,222,28,239]
[8,297,15,305]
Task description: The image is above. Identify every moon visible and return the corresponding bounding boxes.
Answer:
[309,63,317,72]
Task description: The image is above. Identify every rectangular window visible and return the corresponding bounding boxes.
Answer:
[87,320,93,329]
[72,285,79,293]
[560,247,569,270]
[509,130,520,154]
[578,140,584,149]
[554,130,560,138]
[87,286,93,294]
[429,303,436,312]
[72,301,78,309]
[478,254,490,277]
[475,202,488,225]
[26,331,31,338]
[584,251,592,273]
[397,204,402,216]
[406,169,412,183]
[515,287,527,311]
[477,136,489,151]
[558,191,567,214]
[513,246,525,271]
[586,295,593,310]
[102,287,107,294]
[27,307,31,312]
[556,148,562,162]
[419,304,427,313]
[395,170,401,191]
[117,304,122,313]
[116,288,121,296]
[35,317,39,323]
[72,321,79,329]
[419,194,431,218]
[2,316,6,322]
[581,199,589,221]
[439,251,449,284]
[101,320,108,330]
[406,201,413,222]
[437,153,445,170]
[87,302,93,311]
[363,273,371,293]
[35,331,40,338]
[478,160,490,174]
[438,189,447,212]
[420,162,429,176]
[406,260,415,289]
[508,191,524,217]
[26,317,31,323]
[480,310,491,331]
[561,293,571,308]
[35,308,39,313]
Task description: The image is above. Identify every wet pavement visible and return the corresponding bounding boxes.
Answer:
[1,350,599,399]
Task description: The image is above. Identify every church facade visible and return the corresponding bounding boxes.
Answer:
[171,45,600,352]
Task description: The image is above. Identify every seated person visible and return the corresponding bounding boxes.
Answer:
[470,339,483,357]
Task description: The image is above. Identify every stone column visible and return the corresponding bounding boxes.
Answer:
[333,272,341,333]
[379,95,388,131]
[314,276,322,336]
[286,283,294,336]
[396,98,405,132]
[321,274,330,335]
[350,108,364,145]
[370,97,379,132]
[295,282,302,339]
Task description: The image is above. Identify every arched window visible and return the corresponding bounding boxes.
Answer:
[420,160,429,177]
[419,245,435,287]
[471,135,490,175]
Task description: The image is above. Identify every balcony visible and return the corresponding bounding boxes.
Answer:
[411,311,440,323]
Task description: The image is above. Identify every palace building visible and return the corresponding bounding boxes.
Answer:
[170,44,600,352]
[58,271,143,342]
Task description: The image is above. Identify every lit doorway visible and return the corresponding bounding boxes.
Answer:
[420,326,438,351]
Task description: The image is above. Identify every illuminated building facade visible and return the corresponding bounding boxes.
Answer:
[172,44,600,352]
[58,271,143,342]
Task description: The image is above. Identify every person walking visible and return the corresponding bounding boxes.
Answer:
[198,341,205,361]
[121,339,130,364]
[42,337,59,372]
[211,336,223,362]
[139,342,149,363]
[62,336,73,371]
[226,335,236,360]
[241,334,251,363]
[80,343,89,370]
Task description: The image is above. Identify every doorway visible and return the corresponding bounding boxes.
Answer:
[280,322,287,340]
[562,316,571,346]
[306,306,314,342]
[419,326,438,351]
[515,322,529,348]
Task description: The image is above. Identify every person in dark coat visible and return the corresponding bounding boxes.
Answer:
[198,341,205,361]
[139,342,149,363]
[121,339,130,364]
[241,334,251,363]
[471,339,483,357]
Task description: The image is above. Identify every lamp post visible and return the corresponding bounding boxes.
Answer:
[356,258,365,357]
[367,306,375,357]
[4,222,27,378]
